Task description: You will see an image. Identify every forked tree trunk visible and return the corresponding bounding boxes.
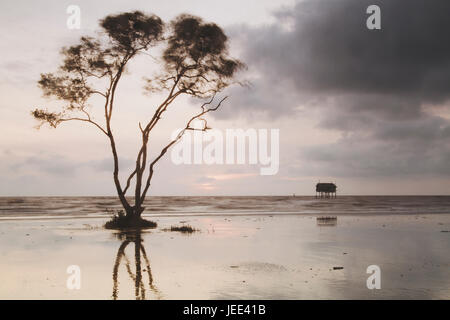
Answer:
[112,177,145,220]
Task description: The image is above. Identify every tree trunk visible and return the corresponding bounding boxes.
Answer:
[133,192,145,218]
[110,163,145,221]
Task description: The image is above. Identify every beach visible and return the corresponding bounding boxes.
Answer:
[0,196,449,299]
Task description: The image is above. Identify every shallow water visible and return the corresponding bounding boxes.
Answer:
[0,212,449,299]
[1,196,450,218]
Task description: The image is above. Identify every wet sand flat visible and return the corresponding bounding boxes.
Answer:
[0,213,449,299]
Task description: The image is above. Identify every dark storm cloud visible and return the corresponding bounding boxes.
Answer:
[225,0,450,117]
[222,0,450,177]
[237,0,450,102]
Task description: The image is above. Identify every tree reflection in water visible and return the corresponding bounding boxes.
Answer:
[112,231,161,300]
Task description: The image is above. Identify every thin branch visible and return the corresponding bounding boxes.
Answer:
[58,117,108,136]
[123,169,137,195]
[140,95,227,200]
[90,90,107,98]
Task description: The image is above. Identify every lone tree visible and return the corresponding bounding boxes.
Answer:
[32,11,244,228]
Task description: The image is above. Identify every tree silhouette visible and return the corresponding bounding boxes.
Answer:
[32,11,243,226]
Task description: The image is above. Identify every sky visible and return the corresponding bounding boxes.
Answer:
[1,0,450,196]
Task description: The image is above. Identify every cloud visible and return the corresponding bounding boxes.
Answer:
[300,135,450,178]
[86,157,134,172]
[10,154,79,176]
[222,0,450,177]
[8,153,134,176]
[196,176,216,184]
[237,0,450,102]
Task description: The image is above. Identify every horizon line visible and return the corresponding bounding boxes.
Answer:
[0,194,449,197]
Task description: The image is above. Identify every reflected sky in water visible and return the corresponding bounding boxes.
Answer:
[0,213,449,299]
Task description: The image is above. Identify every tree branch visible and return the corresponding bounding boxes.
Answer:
[57,117,108,136]
[123,169,137,195]
[140,95,227,201]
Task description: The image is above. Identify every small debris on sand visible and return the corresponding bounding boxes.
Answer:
[333,266,344,270]
[317,216,337,221]
[164,225,197,233]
